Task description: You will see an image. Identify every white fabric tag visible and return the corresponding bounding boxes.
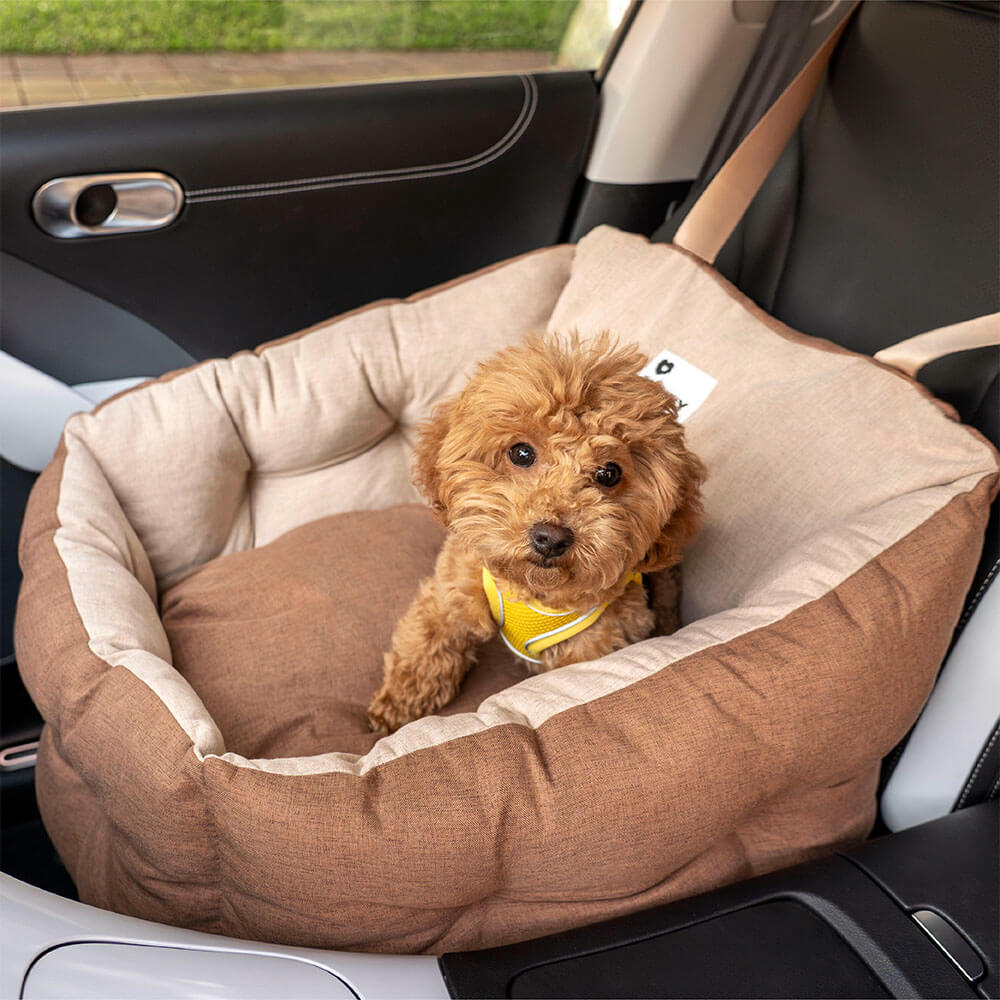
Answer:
[640,349,717,423]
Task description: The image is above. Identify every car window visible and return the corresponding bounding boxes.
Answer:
[0,0,631,109]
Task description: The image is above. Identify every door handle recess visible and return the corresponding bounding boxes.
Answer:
[32,172,183,238]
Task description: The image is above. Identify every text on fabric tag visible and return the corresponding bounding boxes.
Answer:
[640,350,717,423]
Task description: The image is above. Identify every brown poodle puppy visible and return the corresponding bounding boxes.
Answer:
[367,332,705,733]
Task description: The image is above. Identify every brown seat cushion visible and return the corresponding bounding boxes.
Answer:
[161,506,532,760]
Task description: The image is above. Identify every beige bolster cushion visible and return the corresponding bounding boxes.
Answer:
[15,227,999,954]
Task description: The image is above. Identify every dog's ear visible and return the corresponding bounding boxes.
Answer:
[637,447,706,573]
[411,397,457,524]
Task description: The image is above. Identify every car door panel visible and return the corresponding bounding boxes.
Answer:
[0,69,597,762]
[2,72,597,360]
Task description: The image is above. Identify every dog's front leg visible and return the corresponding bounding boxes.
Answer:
[368,539,494,734]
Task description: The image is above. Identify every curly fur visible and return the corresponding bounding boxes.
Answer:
[368,332,705,733]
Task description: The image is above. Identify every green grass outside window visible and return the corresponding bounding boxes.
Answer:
[0,0,579,54]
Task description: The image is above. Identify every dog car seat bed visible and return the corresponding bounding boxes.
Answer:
[16,226,998,954]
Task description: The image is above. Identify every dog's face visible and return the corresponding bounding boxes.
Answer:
[414,333,705,607]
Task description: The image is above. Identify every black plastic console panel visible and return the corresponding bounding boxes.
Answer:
[440,802,997,999]
[848,801,998,986]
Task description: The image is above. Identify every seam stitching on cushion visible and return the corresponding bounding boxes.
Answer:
[955,722,1000,808]
[185,74,537,204]
[989,771,1000,800]
[958,556,999,628]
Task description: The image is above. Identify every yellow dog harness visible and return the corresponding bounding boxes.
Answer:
[482,567,643,664]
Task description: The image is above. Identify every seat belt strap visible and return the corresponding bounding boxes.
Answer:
[874,313,1000,378]
[674,1,860,265]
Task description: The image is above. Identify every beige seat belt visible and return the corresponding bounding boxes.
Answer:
[875,314,1000,378]
[673,0,999,374]
[673,2,860,266]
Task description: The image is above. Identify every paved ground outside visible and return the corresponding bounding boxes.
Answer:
[0,49,556,108]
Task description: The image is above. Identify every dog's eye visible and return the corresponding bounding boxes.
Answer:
[594,463,622,488]
[508,443,536,468]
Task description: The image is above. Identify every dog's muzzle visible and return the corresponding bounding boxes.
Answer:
[529,522,574,558]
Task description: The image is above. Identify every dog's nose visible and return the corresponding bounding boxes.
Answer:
[529,522,575,558]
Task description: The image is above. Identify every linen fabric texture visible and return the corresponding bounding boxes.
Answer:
[16,226,999,953]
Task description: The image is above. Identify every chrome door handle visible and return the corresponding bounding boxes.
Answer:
[32,172,183,238]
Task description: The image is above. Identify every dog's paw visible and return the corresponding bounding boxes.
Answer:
[367,686,411,735]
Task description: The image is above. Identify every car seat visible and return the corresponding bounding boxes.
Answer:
[655,0,999,829]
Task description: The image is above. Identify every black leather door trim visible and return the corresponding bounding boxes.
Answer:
[2,71,597,359]
[186,75,538,203]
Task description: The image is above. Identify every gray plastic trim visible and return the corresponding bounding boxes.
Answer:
[0,352,92,472]
[71,378,151,406]
[1,253,196,386]
[587,0,848,184]
[0,352,148,472]
[881,577,1000,831]
[1,874,448,1000]
[23,943,357,999]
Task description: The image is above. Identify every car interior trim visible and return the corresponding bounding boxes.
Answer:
[0,353,149,473]
[70,377,151,406]
[583,0,763,185]
[0,253,196,385]
[32,172,183,239]
[0,74,597,358]
[911,909,986,983]
[955,724,999,810]
[583,0,847,187]
[881,579,1000,831]
[0,352,94,473]
[567,179,691,241]
[441,802,997,998]
[673,1,858,264]
[957,554,999,629]
[594,0,643,85]
[0,873,449,1000]
[185,74,537,204]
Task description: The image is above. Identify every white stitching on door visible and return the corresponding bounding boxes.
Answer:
[185,74,538,204]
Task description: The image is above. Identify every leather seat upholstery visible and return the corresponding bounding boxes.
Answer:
[688,0,1000,621]
[715,0,998,446]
